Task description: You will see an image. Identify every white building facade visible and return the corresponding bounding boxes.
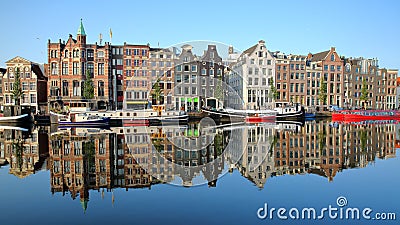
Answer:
[229,40,276,110]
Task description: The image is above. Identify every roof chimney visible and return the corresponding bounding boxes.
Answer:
[331,47,336,51]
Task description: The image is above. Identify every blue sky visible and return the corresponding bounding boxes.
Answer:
[1,0,399,69]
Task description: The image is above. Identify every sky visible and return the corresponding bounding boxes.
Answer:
[0,0,399,69]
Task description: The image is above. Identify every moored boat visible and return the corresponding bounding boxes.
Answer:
[274,102,305,120]
[332,110,400,122]
[202,107,277,123]
[51,112,110,126]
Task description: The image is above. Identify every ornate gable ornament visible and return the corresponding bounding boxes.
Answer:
[6,56,31,64]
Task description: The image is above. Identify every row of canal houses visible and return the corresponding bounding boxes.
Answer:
[0,20,398,115]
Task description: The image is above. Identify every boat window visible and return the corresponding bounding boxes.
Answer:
[120,113,122,116]
[134,113,137,116]
[127,113,130,116]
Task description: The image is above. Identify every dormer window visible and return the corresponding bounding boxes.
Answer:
[97,51,104,58]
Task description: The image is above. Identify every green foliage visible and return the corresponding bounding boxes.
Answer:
[318,79,327,105]
[13,139,24,172]
[318,129,326,152]
[83,139,95,173]
[152,79,163,105]
[360,129,368,152]
[83,69,94,100]
[268,78,278,100]
[12,68,23,105]
[360,79,369,102]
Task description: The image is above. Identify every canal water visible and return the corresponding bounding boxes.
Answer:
[0,119,399,225]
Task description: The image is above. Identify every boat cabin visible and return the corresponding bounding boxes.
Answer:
[274,102,302,114]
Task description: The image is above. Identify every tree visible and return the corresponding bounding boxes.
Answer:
[151,79,163,105]
[268,77,278,101]
[318,78,327,107]
[360,78,369,109]
[83,69,94,100]
[12,67,23,106]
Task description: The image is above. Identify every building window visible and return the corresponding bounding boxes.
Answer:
[97,51,104,58]
[30,82,36,90]
[184,74,189,83]
[62,62,68,75]
[73,80,80,96]
[201,68,206,75]
[73,62,79,75]
[191,65,197,72]
[87,63,94,76]
[98,63,104,75]
[87,49,94,59]
[331,54,335,61]
[191,75,197,84]
[126,59,131,66]
[22,82,28,91]
[62,81,69,96]
[209,69,214,75]
[51,62,58,75]
[176,74,181,83]
[23,95,29,104]
[98,81,105,96]
[30,94,37,103]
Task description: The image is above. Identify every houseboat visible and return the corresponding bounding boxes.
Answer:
[84,108,188,126]
[51,112,110,126]
[274,102,305,120]
[332,110,400,122]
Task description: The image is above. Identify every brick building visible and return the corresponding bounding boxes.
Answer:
[47,20,113,111]
[307,47,344,108]
[122,44,150,110]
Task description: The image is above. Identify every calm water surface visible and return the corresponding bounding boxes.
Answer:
[0,119,399,225]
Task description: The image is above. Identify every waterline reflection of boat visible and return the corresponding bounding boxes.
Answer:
[0,114,29,123]
[51,112,110,126]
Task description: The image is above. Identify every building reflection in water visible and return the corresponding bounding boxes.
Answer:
[0,119,398,210]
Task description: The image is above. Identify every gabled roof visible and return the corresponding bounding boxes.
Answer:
[31,63,48,80]
[6,56,31,64]
[310,50,330,62]
[241,43,257,57]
